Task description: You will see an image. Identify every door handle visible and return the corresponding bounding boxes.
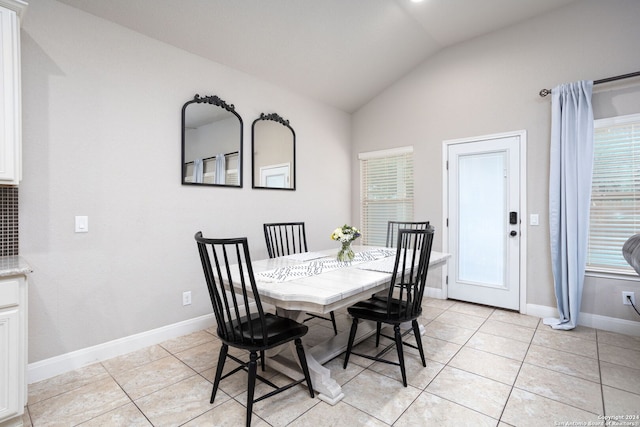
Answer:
[510,230,518,237]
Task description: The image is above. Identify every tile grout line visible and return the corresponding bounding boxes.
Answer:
[495,317,539,424]
[596,329,607,417]
[444,304,516,424]
[517,323,611,418]
[100,360,156,427]
[416,303,507,424]
[103,362,153,427]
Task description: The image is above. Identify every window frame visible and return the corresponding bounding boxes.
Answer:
[359,146,414,246]
[586,112,640,279]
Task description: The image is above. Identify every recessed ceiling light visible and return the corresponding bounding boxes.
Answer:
[410,0,425,3]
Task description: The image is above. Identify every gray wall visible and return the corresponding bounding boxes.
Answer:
[19,0,351,363]
[351,0,640,322]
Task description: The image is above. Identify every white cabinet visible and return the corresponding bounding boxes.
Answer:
[0,0,26,185]
[0,275,27,427]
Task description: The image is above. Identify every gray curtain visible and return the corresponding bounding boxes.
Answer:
[544,81,594,330]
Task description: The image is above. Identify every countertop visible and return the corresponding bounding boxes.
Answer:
[0,256,32,277]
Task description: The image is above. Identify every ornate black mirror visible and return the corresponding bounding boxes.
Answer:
[251,113,295,190]
[181,94,243,187]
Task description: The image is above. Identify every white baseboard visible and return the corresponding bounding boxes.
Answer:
[425,287,445,299]
[526,303,640,337]
[524,303,558,319]
[28,314,216,384]
[577,311,640,337]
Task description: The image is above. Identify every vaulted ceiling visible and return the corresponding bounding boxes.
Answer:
[56,0,578,112]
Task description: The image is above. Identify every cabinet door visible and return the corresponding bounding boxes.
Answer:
[0,306,20,421]
[0,5,20,184]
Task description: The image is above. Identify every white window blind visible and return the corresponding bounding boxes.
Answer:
[359,147,414,246]
[588,113,640,273]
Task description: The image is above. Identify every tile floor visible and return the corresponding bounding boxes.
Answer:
[22,298,640,426]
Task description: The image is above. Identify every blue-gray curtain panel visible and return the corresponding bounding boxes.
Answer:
[544,80,594,330]
[193,158,204,183]
[215,154,226,185]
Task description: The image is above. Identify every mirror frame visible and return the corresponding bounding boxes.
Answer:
[251,112,296,191]
[181,94,243,188]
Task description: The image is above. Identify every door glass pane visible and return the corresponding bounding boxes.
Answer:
[458,152,505,286]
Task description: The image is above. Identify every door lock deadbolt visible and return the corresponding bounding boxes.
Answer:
[509,212,518,225]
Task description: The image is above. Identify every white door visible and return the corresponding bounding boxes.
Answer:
[260,163,290,188]
[446,134,524,310]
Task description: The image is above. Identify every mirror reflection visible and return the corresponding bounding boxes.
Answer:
[181,94,243,187]
[252,113,295,190]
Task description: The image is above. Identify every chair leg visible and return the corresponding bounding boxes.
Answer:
[294,338,315,398]
[375,322,382,347]
[330,311,338,335]
[343,317,359,369]
[394,324,407,387]
[211,344,228,403]
[246,351,258,427]
[260,350,266,371]
[412,319,426,367]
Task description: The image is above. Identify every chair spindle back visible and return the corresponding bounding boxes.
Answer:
[195,232,267,347]
[386,221,430,249]
[387,226,435,319]
[263,222,308,258]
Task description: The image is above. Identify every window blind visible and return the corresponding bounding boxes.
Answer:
[359,147,414,246]
[588,114,640,272]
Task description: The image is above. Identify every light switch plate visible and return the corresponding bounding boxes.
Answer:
[75,216,88,233]
[530,214,539,226]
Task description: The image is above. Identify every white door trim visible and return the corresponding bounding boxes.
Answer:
[442,130,527,313]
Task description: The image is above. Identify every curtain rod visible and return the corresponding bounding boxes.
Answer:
[538,71,640,97]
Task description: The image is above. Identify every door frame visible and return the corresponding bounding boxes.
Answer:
[442,130,528,314]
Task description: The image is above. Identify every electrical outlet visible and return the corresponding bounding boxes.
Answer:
[183,291,192,306]
[622,291,635,306]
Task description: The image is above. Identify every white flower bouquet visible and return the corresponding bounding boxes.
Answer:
[331,224,361,261]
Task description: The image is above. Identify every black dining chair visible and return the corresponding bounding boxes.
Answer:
[263,222,338,335]
[195,232,314,427]
[343,226,435,387]
[372,220,431,342]
[372,221,430,300]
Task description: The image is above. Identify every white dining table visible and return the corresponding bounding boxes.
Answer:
[243,245,450,405]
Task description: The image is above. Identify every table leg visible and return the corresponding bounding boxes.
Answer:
[266,309,378,404]
[267,345,345,405]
